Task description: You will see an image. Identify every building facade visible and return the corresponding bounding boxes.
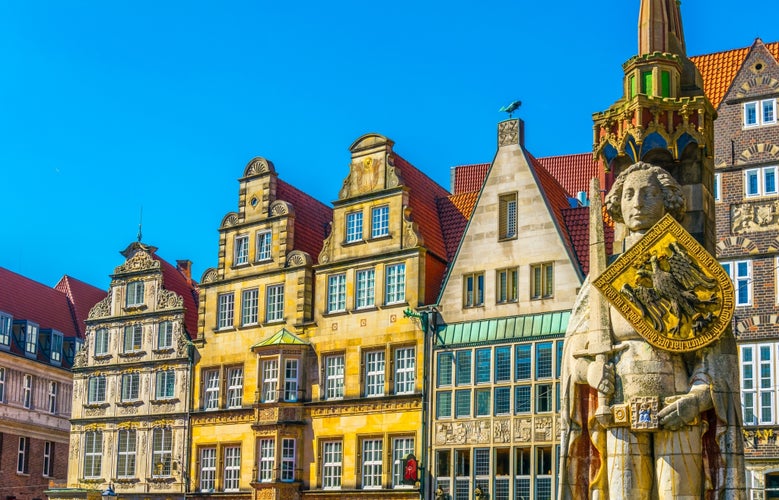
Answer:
[0,268,104,500]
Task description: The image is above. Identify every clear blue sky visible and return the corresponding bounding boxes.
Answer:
[1,1,776,291]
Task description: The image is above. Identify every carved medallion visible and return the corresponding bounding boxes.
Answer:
[630,396,659,431]
[593,214,734,352]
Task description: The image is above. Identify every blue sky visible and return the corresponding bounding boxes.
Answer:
[1,0,777,290]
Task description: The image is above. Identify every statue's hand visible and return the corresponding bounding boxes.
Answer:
[658,395,699,431]
[586,361,615,396]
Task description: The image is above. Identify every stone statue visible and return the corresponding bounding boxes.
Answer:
[559,162,744,499]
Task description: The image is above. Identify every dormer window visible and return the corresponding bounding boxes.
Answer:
[234,235,249,266]
[25,322,39,355]
[51,331,63,364]
[346,211,363,243]
[0,312,11,347]
[126,281,145,307]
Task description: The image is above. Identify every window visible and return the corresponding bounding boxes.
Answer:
[123,324,142,353]
[516,344,531,380]
[495,346,511,382]
[43,441,54,477]
[392,437,414,487]
[355,269,376,309]
[371,205,389,238]
[234,235,249,265]
[88,375,106,403]
[325,355,345,400]
[536,342,553,378]
[456,351,472,385]
[346,211,363,242]
[365,351,385,397]
[362,439,383,489]
[266,284,284,322]
[156,370,175,400]
[25,322,38,355]
[436,391,452,418]
[281,438,295,482]
[474,448,490,493]
[499,192,518,239]
[327,274,346,313]
[200,447,216,491]
[152,428,173,477]
[259,439,275,482]
[227,367,243,408]
[497,268,518,303]
[455,389,471,418]
[463,273,485,307]
[531,262,554,299]
[116,430,136,478]
[158,321,173,349]
[741,344,778,425]
[0,367,5,402]
[256,231,272,261]
[385,263,406,304]
[322,441,343,489]
[744,98,777,127]
[395,347,416,394]
[242,289,259,326]
[223,446,241,491]
[17,436,30,474]
[83,431,102,478]
[494,386,511,415]
[745,166,777,197]
[203,369,220,410]
[217,293,235,329]
[126,281,144,307]
[437,352,454,386]
[476,348,491,384]
[0,312,11,346]
[722,260,752,306]
[284,359,299,402]
[262,359,279,402]
[536,447,553,499]
[51,331,63,363]
[48,381,58,414]
[94,328,109,356]
[475,388,490,416]
[22,374,32,409]
[121,373,140,401]
[714,172,721,202]
[515,385,531,413]
[536,384,552,412]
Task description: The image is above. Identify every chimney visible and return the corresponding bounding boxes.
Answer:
[176,260,192,280]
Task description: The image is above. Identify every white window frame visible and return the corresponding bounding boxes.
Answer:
[83,431,103,479]
[365,350,385,397]
[355,268,376,309]
[88,375,106,403]
[217,293,235,330]
[123,324,143,353]
[714,172,721,202]
[722,259,753,306]
[256,231,272,261]
[385,263,406,304]
[156,370,175,400]
[17,436,29,474]
[281,438,295,482]
[284,359,299,402]
[362,439,383,489]
[48,381,58,414]
[151,427,173,477]
[94,328,109,356]
[395,347,416,395]
[116,429,136,479]
[51,331,63,363]
[325,355,345,400]
[266,284,284,322]
[745,101,759,127]
[392,437,415,488]
[227,366,243,408]
[745,98,777,127]
[25,322,38,355]
[259,438,275,482]
[126,281,144,307]
[23,374,33,409]
[346,211,364,243]
[262,359,279,403]
[121,372,140,401]
[0,367,5,403]
[0,312,12,346]
[157,321,173,349]
[744,166,777,198]
[199,447,217,491]
[203,369,220,410]
[322,441,343,489]
[241,288,259,326]
[43,441,54,477]
[327,274,346,313]
[234,234,249,265]
[371,205,390,238]
[741,343,778,425]
[223,446,241,492]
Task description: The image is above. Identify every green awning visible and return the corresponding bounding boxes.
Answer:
[435,310,570,347]
[251,328,310,348]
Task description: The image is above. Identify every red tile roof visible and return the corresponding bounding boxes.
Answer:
[277,180,333,263]
[54,275,108,337]
[536,153,600,198]
[437,192,479,261]
[153,256,200,340]
[561,206,615,276]
[451,164,490,194]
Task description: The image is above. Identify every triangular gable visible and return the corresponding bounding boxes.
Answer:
[252,328,310,349]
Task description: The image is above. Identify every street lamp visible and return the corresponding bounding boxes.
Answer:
[101,484,116,497]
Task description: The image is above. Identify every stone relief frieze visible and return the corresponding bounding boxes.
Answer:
[534,416,554,441]
[494,419,511,443]
[499,119,519,147]
[514,418,532,442]
[435,420,491,445]
[732,199,779,234]
[88,295,112,319]
[84,405,107,417]
[157,289,183,309]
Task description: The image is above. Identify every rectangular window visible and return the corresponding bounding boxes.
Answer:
[362,439,383,489]
[746,168,760,196]
[0,312,12,346]
[536,384,552,412]
[121,373,140,401]
[743,166,776,197]
[88,375,106,403]
[641,70,653,95]
[395,347,416,394]
[322,441,343,489]
[392,437,414,487]
[767,166,778,195]
[17,436,29,474]
[123,324,142,352]
[714,172,721,202]
[463,273,485,307]
[156,370,175,400]
[475,388,490,416]
[224,366,242,408]
[497,268,518,303]
[455,389,471,418]
[0,367,5,402]
[203,369,220,410]
[325,355,345,400]
[365,350,385,397]
[355,269,376,309]
[242,289,259,326]
[223,446,241,491]
[152,428,173,477]
[116,429,136,478]
[23,374,33,409]
[48,381,58,414]
[346,211,364,242]
[371,205,390,238]
[43,441,54,477]
[531,262,554,299]
[83,431,102,478]
[745,99,778,127]
[741,344,776,425]
[385,263,406,304]
[475,348,491,383]
[764,99,776,124]
[158,321,173,349]
[474,448,490,492]
[745,101,758,126]
[200,447,216,491]
[499,193,518,239]
[494,386,511,415]
[515,385,531,413]
[456,351,472,385]
[217,293,235,329]
[722,260,752,306]
[234,235,249,265]
[281,438,295,482]
[266,284,284,322]
[126,281,144,307]
[536,342,553,378]
[262,359,279,402]
[25,322,38,354]
[437,352,454,386]
[494,346,511,382]
[284,359,299,401]
[327,274,346,313]
[94,328,109,355]
[256,231,272,261]
[436,391,452,418]
[536,447,553,499]
[259,438,275,482]
[515,448,531,498]
[516,344,531,380]
[51,331,63,363]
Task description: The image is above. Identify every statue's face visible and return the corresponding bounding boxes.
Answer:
[620,170,666,231]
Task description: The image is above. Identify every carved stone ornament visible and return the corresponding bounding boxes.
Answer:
[317,223,334,264]
[157,289,183,309]
[221,212,240,228]
[72,343,88,368]
[514,418,532,442]
[244,157,275,177]
[434,420,491,445]
[286,250,311,268]
[498,119,520,147]
[494,419,511,443]
[593,214,735,352]
[731,199,779,234]
[88,294,112,319]
[401,206,423,248]
[115,250,160,274]
[201,268,219,284]
[386,155,403,188]
[269,200,293,217]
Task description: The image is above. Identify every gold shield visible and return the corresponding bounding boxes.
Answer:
[593,214,734,352]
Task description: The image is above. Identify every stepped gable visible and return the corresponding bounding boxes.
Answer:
[152,255,200,340]
[690,40,779,109]
[561,206,615,276]
[451,163,490,194]
[276,179,333,263]
[536,152,600,198]
[54,275,107,337]
[437,191,479,261]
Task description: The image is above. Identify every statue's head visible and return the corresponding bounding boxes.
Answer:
[606,162,685,232]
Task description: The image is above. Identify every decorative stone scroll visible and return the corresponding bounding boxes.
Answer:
[317,224,334,264]
[401,206,423,248]
[115,250,159,274]
[157,289,183,309]
[88,294,111,319]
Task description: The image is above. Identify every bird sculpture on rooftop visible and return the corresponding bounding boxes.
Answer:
[499,100,522,118]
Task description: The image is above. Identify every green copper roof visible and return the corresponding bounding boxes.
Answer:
[435,310,570,347]
[251,328,310,348]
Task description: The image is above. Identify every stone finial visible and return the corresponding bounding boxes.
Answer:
[498,119,524,148]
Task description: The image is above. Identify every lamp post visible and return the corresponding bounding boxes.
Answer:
[101,484,116,498]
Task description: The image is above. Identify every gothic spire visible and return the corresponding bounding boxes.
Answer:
[638,0,686,56]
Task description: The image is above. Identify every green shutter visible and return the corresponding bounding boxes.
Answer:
[629,75,636,99]
[661,71,670,97]
[641,71,653,95]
